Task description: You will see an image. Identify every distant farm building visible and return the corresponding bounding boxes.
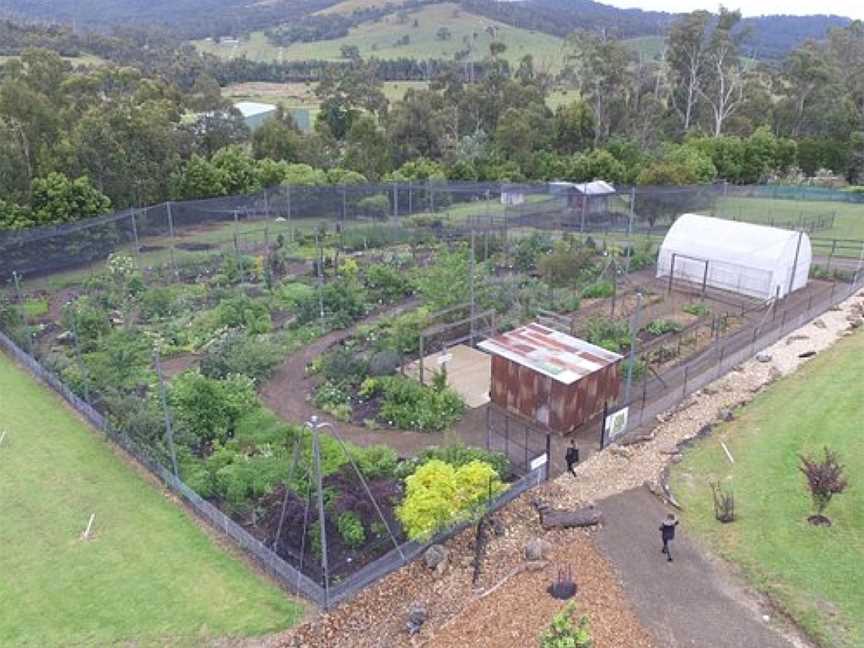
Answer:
[479,323,622,434]
[657,214,812,300]
[233,102,311,132]
[549,180,617,213]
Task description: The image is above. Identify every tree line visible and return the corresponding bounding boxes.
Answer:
[2,14,864,231]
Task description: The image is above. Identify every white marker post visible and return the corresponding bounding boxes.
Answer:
[82,513,95,541]
[0,430,6,447]
[720,441,735,465]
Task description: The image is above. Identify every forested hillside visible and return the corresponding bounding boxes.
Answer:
[3,0,853,60]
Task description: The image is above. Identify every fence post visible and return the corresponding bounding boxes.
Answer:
[11,271,34,357]
[599,401,608,449]
[544,433,551,481]
[392,182,398,218]
[153,347,180,477]
[130,210,142,268]
[68,306,92,408]
[166,201,178,279]
[341,184,347,220]
[407,180,413,214]
[827,239,836,272]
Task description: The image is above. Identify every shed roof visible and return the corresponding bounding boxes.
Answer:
[234,101,277,118]
[549,180,616,196]
[479,323,622,385]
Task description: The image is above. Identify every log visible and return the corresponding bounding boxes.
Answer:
[541,507,602,530]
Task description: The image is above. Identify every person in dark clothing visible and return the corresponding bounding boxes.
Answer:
[565,439,580,478]
[660,513,679,562]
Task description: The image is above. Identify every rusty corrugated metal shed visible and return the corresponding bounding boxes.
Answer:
[480,323,622,434]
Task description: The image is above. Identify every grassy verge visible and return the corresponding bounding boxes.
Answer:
[669,330,864,648]
[0,353,304,647]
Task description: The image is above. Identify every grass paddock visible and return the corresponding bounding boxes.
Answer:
[0,353,304,647]
[670,330,864,648]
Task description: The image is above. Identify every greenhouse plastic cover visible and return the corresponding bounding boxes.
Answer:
[657,213,812,299]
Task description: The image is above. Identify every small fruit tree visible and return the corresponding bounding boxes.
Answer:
[798,447,848,526]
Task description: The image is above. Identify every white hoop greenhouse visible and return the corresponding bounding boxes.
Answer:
[656,214,812,300]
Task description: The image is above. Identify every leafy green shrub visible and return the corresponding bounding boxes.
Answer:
[314,381,353,422]
[350,445,399,479]
[513,233,553,272]
[200,332,281,382]
[140,286,182,321]
[583,316,630,353]
[368,349,402,376]
[363,307,429,355]
[296,279,368,328]
[540,602,593,648]
[364,263,414,304]
[318,347,369,385]
[82,329,153,393]
[624,241,656,271]
[215,295,272,334]
[581,280,615,299]
[356,194,391,219]
[644,319,683,336]
[396,459,505,540]
[538,246,598,287]
[396,445,511,480]
[336,511,366,548]
[414,246,486,311]
[170,370,259,445]
[63,297,110,350]
[278,282,316,309]
[682,302,711,317]
[360,376,465,432]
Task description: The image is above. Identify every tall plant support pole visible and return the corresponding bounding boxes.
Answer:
[68,305,91,407]
[285,183,293,242]
[623,292,643,406]
[315,233,325,323]
[407,180,413,214]
[306,416,332,606]
[154,348,179,477]
[580,194,588,234]
[628,186,636,239]
[429,180,435,212]
[233,210,242,278]
[130,209,142,269]
[469,229,477,347]
[11,271,33,356]
[341,185,347,221]
[166,201,178,280]
[667,253,677,295]
[787,230,804,297]
[392,182,398,218]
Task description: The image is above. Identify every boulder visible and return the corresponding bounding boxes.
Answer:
[525,538,553,561]
[423,544,449,571]
[813,319,827,329]
[755,352,772,363]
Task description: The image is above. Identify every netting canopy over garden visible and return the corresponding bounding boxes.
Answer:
[657,214,812,299]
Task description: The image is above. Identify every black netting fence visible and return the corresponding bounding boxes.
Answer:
[2,179,863,608]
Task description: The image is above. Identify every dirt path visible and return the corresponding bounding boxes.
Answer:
[594,488,796,648]
[260,300,448,456]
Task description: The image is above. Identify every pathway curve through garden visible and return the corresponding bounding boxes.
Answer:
[260,298,450,456]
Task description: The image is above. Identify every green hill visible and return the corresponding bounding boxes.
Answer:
[195,2,568,71]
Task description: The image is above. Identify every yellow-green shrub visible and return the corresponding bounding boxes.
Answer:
[396,459,505,540]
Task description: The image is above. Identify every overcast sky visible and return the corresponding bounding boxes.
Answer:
[602,0,864,20]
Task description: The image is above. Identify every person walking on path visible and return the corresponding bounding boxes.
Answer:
[565,439,580,478]
[660,513,679,562]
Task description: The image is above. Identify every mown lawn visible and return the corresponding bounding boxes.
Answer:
[0,353,304,647]
[669,330,864,648]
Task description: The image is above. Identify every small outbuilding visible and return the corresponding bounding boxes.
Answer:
[656,214,812,300]
[549,180,617,214]
[479,323,622,434]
